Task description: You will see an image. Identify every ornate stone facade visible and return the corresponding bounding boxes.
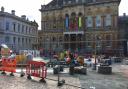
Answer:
[39,0,121,56]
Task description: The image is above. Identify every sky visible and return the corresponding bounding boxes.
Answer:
[0,0,127,29]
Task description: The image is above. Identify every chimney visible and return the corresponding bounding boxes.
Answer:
[11,10,15,15]
[21,15,26,20]
[1,6,4,12]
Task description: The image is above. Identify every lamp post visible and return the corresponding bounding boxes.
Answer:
[93,35,99,70]
[49,37,52,63]
[93,36,97,70]
[46,37,52,63]
[93,35,101,70]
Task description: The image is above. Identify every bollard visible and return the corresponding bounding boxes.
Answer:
[58,79,65,86]
[53,66,59,74]
[69,65,74,75]
[59,65,64,72]
[10,72,14,76]
[1,71,6,75]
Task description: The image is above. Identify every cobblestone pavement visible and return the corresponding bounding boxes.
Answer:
[0,69,81,89]
[79,64,128,89]
[0,63,128,89]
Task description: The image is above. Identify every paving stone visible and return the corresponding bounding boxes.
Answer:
[0,64,128,89]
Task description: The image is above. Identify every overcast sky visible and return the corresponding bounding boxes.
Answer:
[0,0,127,29]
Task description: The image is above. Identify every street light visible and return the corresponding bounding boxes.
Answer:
[46,37,52,64]
[93,39,97,70]
[93,35,101,70]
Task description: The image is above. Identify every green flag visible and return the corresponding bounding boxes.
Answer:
[79,17,82,28]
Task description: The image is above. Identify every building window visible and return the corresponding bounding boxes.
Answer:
[18,37,20,43]
[26,26,28,34]
[6,22,10,30]
[86,16,93,27]
[96,15,101,27]
[22,25,24,33]
[26,38,27,44]
[13,23,16,32]
[52,37,56,42]
[18,23,20,32]
[5,36,10,43]
[70,12,76,30]
[22,38,24,44]
[105,14,111,26]
[13,37,16,44]
[29,28,31,34]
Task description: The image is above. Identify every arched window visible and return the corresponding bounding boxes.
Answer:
[96,15,101,27]
[65,14,69,30]
[70,12,76,30]
[71,12,76,18]
[78,13,83,28]
[86,16,93,27]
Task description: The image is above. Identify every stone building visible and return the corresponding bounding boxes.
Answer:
[0,7,38,53]
[39,0,121,56]
[118,13,128,56]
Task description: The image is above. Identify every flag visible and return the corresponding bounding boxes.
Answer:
[78,17,82,28]
[65,17,69,31]
[75,17,78,31]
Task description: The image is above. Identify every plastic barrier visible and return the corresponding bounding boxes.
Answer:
[26,61,47,83]
[0,58,16,75]
[15,55,26,63]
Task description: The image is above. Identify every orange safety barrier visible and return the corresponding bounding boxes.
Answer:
[26,61,47,82]
[0,58,17,73]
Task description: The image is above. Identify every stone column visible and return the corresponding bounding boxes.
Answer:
[93,16,96,28]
